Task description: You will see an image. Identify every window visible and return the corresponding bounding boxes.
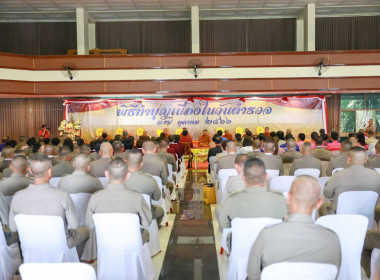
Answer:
[340,93,379,134]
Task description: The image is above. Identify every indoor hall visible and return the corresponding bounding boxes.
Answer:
[1,0,380,279]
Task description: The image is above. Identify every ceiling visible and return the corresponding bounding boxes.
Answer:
[0,0,379,21]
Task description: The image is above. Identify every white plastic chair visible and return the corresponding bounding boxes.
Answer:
[269,176,296,192]
[261,262,338,280]
[69,193,92,227]
[332,168,344,175]
[218,169,238,204]
[97,177,109,188]
[266,169,280,180]
[371,248,380,280]
[167,164,177,201]
[14,214,79,263]
[93,213,154,280]
[152,176,169,227]
[49,177,61,188]
[316,215,368,280]
[336,191,378,230]
[19,263,97,280]
[209,156,216,168]
[228,217,282,280]
[0,228,21,280]
[142,194,161,257]
[294,168,320,178]
[375,168,380,174]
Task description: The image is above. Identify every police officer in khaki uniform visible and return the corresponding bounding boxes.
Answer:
[260,139,284,175]
[218,157,288,230]
[280,138,303,163]
[320,146,380,216]
[44,144,60,166]
[126,150,164,226]
[289,142,322,176]
[216,140,238,174]
[157,138,177,172]
[366,142,380,169]
[246,138,264,159]
[9,154,89,250]
[247,175,341,280]
[311,135,332,161]
[86,158,151,242]
[141,141,169,188]
[0,147,13,173]
[58,154,103,194]
[112,140,127,160]
[0,155,32,196]
[89,142,113,178]
[326,140,352,176]
[51,145,75,178]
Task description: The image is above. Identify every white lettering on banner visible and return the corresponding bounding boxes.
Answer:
[66,97,326,141]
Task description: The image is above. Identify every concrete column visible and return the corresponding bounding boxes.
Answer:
[191,6,200,53]
[296,18,304,51]
[88,22,96,50]
[76,8,89,55]
[303,3,315,51]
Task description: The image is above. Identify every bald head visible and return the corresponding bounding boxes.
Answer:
[2,147,14,159]
[288,175,321,215]
[340,139,352,153]
[243,158,267,187]
[302,142,312,155]
[226,140,237,153]
[30,154,52,179]
[142,141,155,154]
[263,139,275,153]
[44,145,55,156]
[126,150,143,171]
[11,155,28,174]
[73,154,90,171]
[106,158,128,182]
[348,146,367,165]
[286,138,296,150]
[100,142,113,157]
[58,145,72,161]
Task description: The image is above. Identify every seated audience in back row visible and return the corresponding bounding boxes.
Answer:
[325,140,352,176]
[218,158,287,230]
[58,154,103,194]
[9,154,89,252]
[90,142,114,178]
[260,139,283,176]
[216,140,237,174]
[289,142,322,176]
[311,135,332,161]
[247,175,341,280]
[320,146,380,216]
[51,145,74,177]
[280,138,302,164]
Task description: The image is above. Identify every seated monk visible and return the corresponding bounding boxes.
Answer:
[199,129,212,147]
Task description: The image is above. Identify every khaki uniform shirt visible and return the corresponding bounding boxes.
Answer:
[326,153,349,176]
[89,157,112,178]
[246,150,264,159]
[280,150,303,164]
[261,154,284,175]
[52,160,75,178]
[222,173,245,205]
[0,192,8,225]
[126,171,161,201]
[0,159,12,173]
[247,214,341,280]
[311,147,332,161]
[365,155,380,169]
[218,186,287,229]
[158,151,177,172]
[289,155,322,176]
[86,183,152,229]
[366,137,378,146]
[89,152,101,161]
[9,183,80,241]
[216,153,237,174]
[0,173,33,196]
[58,171,103,194]
[324,164,380,209]
[142,154,168,185]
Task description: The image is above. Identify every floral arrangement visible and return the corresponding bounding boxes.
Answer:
[73,119,82,130]
[58,118,81,131]
[58,120,67,130]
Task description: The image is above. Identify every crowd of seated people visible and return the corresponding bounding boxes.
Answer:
[1,126,380,278]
